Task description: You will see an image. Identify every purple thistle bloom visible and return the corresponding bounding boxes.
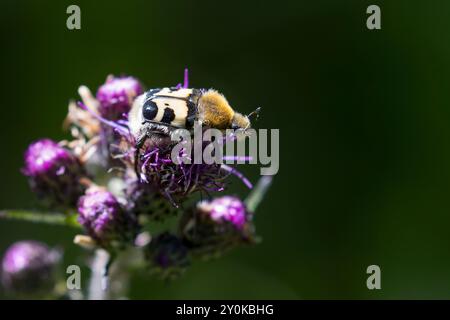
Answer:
[1,241,61,297]
[144,232,190,280]
[108,131,244,209]
[179,196,255,258]
[77,189,139,249]
[91,75,143,169]
[128,138,254,209]
[137,143,227,206]
[203,196,247,230]
[96,76,143,121]
[22,139,86,208]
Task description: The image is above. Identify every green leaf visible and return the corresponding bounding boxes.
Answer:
[0,210,82,229]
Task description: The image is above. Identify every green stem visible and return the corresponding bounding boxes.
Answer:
[0,210,81,229]
[245,176,274,212]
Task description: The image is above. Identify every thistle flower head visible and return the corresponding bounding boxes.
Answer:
[1,241,61,297]
[201,196,247,230]
[137,143,227,206]
[144,232,190,280]
[179,196,255,258]
[22,138,86,208]
[96,76,143,120]
[77,188,139,249]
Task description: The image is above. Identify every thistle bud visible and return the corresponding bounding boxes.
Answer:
[77,189,139,249]
[179,196,255,258]
[205,196,247,229]
[22,139,86,208]
[144,232,189,280]
[96,76,143,120]
[1,241,61,297]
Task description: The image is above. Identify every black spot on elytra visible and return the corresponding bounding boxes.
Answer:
[143,100,158,120]
[161,107,175,124]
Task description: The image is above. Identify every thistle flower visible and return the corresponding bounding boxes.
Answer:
[106,126,234,207]
[96,75,143,121]
[144,232,190,280]
[179,196,255,258]
[203,196,247,229]
[87,76,142,170]
[77,188,139,249]
[22,138,86,208]
[136,142,228,206]
[1,241,61,297]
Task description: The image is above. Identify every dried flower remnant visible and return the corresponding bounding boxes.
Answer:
[179,196,255,259]
[144,232,190,280]
[1,241,61,297]
[77,188,139,250]
[22,139,86,208]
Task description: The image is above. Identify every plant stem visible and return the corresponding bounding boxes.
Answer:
[245,175,274,212]
[0,210,81,228]
[88,249,110,300]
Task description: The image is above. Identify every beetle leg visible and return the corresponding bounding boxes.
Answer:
[134,131,148,180]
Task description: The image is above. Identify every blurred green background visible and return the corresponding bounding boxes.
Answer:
[1,0,450,299]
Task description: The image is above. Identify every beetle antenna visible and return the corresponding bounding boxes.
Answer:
[247,107,261,121]
[242,107,261,131]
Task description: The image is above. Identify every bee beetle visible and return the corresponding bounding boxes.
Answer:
[129,87,258,138]
[128,78,259,142]
[129,72,260,174]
